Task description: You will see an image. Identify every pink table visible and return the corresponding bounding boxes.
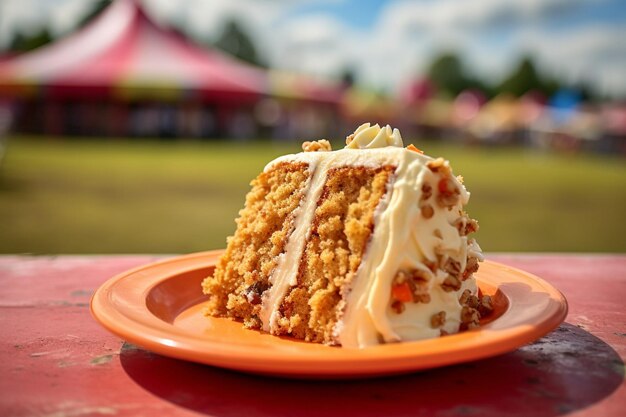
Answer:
[1,254,624,417]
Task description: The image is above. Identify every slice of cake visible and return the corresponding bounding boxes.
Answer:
[202,123,491,348]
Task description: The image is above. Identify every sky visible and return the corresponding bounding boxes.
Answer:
[1,0,625,97]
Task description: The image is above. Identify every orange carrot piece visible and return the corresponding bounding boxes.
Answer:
[392,282,413,303]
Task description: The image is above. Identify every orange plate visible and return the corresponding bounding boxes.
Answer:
[90,250,568,378]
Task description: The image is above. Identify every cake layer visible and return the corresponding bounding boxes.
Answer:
[201,162,310,328]
[273,165,395,343]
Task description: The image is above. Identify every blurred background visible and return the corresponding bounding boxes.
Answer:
[0,0,624,254]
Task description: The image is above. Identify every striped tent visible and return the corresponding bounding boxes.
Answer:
[0,0,268,103]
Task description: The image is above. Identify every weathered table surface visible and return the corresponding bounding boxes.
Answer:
[1,254,624,417]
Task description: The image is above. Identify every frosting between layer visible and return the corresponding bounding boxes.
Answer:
[259,158,322,331]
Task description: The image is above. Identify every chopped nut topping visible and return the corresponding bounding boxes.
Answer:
[440,329,449,336]
[409,269,431,303]
[453,217,467,235]
[391,300,405,314]
[460,306,480,330]
[478,295,494,317]
[462,256,480,280]
[420,204,434,219]
[413,287,431,304]
[441,275,462,292]
[453,216,479,237]
[427,158,452,176]
[302,139,332,152]
[459,288,480,308]
[456,175,464,184]
[459,290,493,328]
[466,218,479,234]
[467,294,480,309]
[390,269,432,311]
[421,183,433,201]
[411,269,430,282]
[423,259,437,273]
[443,257,462,278]
[345,133,355,145]
[436,177,461,208]
[431,311,446,328]
[459,289,472,306]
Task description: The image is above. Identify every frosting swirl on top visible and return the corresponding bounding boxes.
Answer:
[345,123,404,149]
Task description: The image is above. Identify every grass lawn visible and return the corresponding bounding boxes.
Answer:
[1,135,625,254]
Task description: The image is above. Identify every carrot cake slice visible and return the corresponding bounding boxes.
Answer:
[202,123,491,347]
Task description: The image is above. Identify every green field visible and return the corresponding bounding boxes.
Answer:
[1,136,625,254]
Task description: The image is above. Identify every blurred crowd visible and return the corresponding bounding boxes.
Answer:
[345,84,626,155]
[4,86,624,157]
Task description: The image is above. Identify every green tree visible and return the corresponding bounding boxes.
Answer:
[541,76,563,98]
[339,68,356,88]
[9,28,53,52]
[427,52,480,98]
[214,19,264,67]
[495,56,600,100]
[497,56,544,97]
[76,0,111,29]
[6,1,111,53]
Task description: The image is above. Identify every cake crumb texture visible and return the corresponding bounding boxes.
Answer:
[276,166,395,343]
[202,162,310,327]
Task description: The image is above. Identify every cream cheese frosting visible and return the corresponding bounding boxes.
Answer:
[338,153,474,346]
[345,123,404,149]
[258,124,482,348]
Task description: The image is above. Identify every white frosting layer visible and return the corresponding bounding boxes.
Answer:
[259,144,480,348]
[259,157,321,331]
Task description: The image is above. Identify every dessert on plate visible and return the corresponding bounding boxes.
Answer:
[202,123,492,348]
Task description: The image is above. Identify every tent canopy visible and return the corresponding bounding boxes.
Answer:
[0,0,340,104]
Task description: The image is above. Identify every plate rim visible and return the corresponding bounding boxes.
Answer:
[90,250,568,377]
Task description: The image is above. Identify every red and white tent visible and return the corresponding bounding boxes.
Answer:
[0,0,269,103]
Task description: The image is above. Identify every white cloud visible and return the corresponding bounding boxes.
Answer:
[146,0,281,38]
[0,1,47,48]
[269,14,355,76]
[48,0,98,36]
[517,25,626,96]
[144,0,289,68]
[379,0,596,31]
